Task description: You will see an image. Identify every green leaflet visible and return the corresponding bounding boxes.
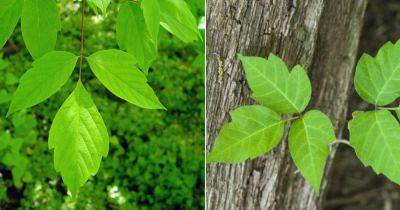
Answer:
[7,51,78,116]
[87,0,110,14]
[21,0,61,59]
[141,0,160,41]
[207,105,284,163]
[49,81,109,197]
[87,49,165,110]
[117,2,157,74]
[349,110,400,185]
[239,54,312,114]
[288,110,335,195]
[354,41,400,106]
[159,0,200,43]
[0,0,23,49]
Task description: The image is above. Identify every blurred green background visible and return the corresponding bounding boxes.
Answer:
[0,0,204,209]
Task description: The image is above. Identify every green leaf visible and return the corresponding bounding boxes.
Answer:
[159,0,199,43]
[49,81,109,197]
[87,0,110,14]
[21,0,61,59]
[239,54,312,114]
[349,110,400,185]
[0,0,23,49]
[116,2,157,74]
[141,0,160,41]
[396,106,400,120]
[87,49,165,109]
[0,90,12,104]
[288,110,335,195]
[207,105,284,163]
[7,51,78,116]
[354,41,400,106]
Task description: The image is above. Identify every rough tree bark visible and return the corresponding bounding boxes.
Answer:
[206,1,367,209]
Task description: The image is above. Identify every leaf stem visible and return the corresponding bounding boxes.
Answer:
[79,0,86,80]
[329,139,352,147]
[378,107,398,111]
[284,115,300,122]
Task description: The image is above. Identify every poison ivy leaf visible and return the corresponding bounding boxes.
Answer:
[87,49,165,109]
[354,41,400,106]
[288,110,335,195]
[117,2,157,74]
[207,105,284,163]
[21,0,61,59]
[239,54,312,114]
[159,0,200,43]
[0,0,23,49]
[87,0,110,14]
[349,110,400,185]
[49,81,109,197]
[141,0,160,41]
[7,51,78,116]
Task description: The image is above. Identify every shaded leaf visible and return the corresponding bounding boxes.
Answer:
[87,49,165,109]
[207,105,284,163]
[239,54,312,114]
[288,110,335,195]
[354,41,400,105]
[117,2,157,74]
[349,110,400,185]
[0,0,23,49]
[49,81,109,197]
[7,51,78,116]
[21,0,61,59]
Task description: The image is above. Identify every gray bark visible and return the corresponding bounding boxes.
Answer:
[206,0,367,209]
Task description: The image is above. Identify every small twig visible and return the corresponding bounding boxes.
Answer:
[79,0,86,80]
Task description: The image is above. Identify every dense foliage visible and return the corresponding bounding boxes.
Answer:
[0,0,204,209]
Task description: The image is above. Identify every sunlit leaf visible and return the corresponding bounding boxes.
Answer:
[349,110,400,185]
[21,0,61,59]
[288,110,335,195]
[159,0,200,43]
[7,51,78,116]
[239,54,312,114]
[0,0,23,49]
[141,0,160,41]
[207,105,284,163]
[117,2,157,74]
[87,49,165,109]
[354,41,400,105]
[49,81,109,197]
[87,0,110,14]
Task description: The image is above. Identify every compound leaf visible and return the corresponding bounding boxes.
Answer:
[7,51,78,116]
[288,110,335,195]
[0,0,23,49]
[141,0,160,41]
[207,105,284,163]
[159,0,199,43]
[117,2,157,74]
[349,110,400,185]
[239,54,312,114]
[87,49,165,109]
[87,0,110,14]
[21,0,61,59]
[354,41,400,105]
[49,81,109,197]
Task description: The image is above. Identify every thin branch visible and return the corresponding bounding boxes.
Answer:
[79,0,86,80]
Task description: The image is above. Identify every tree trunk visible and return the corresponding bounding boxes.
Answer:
[206,1,367,209]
